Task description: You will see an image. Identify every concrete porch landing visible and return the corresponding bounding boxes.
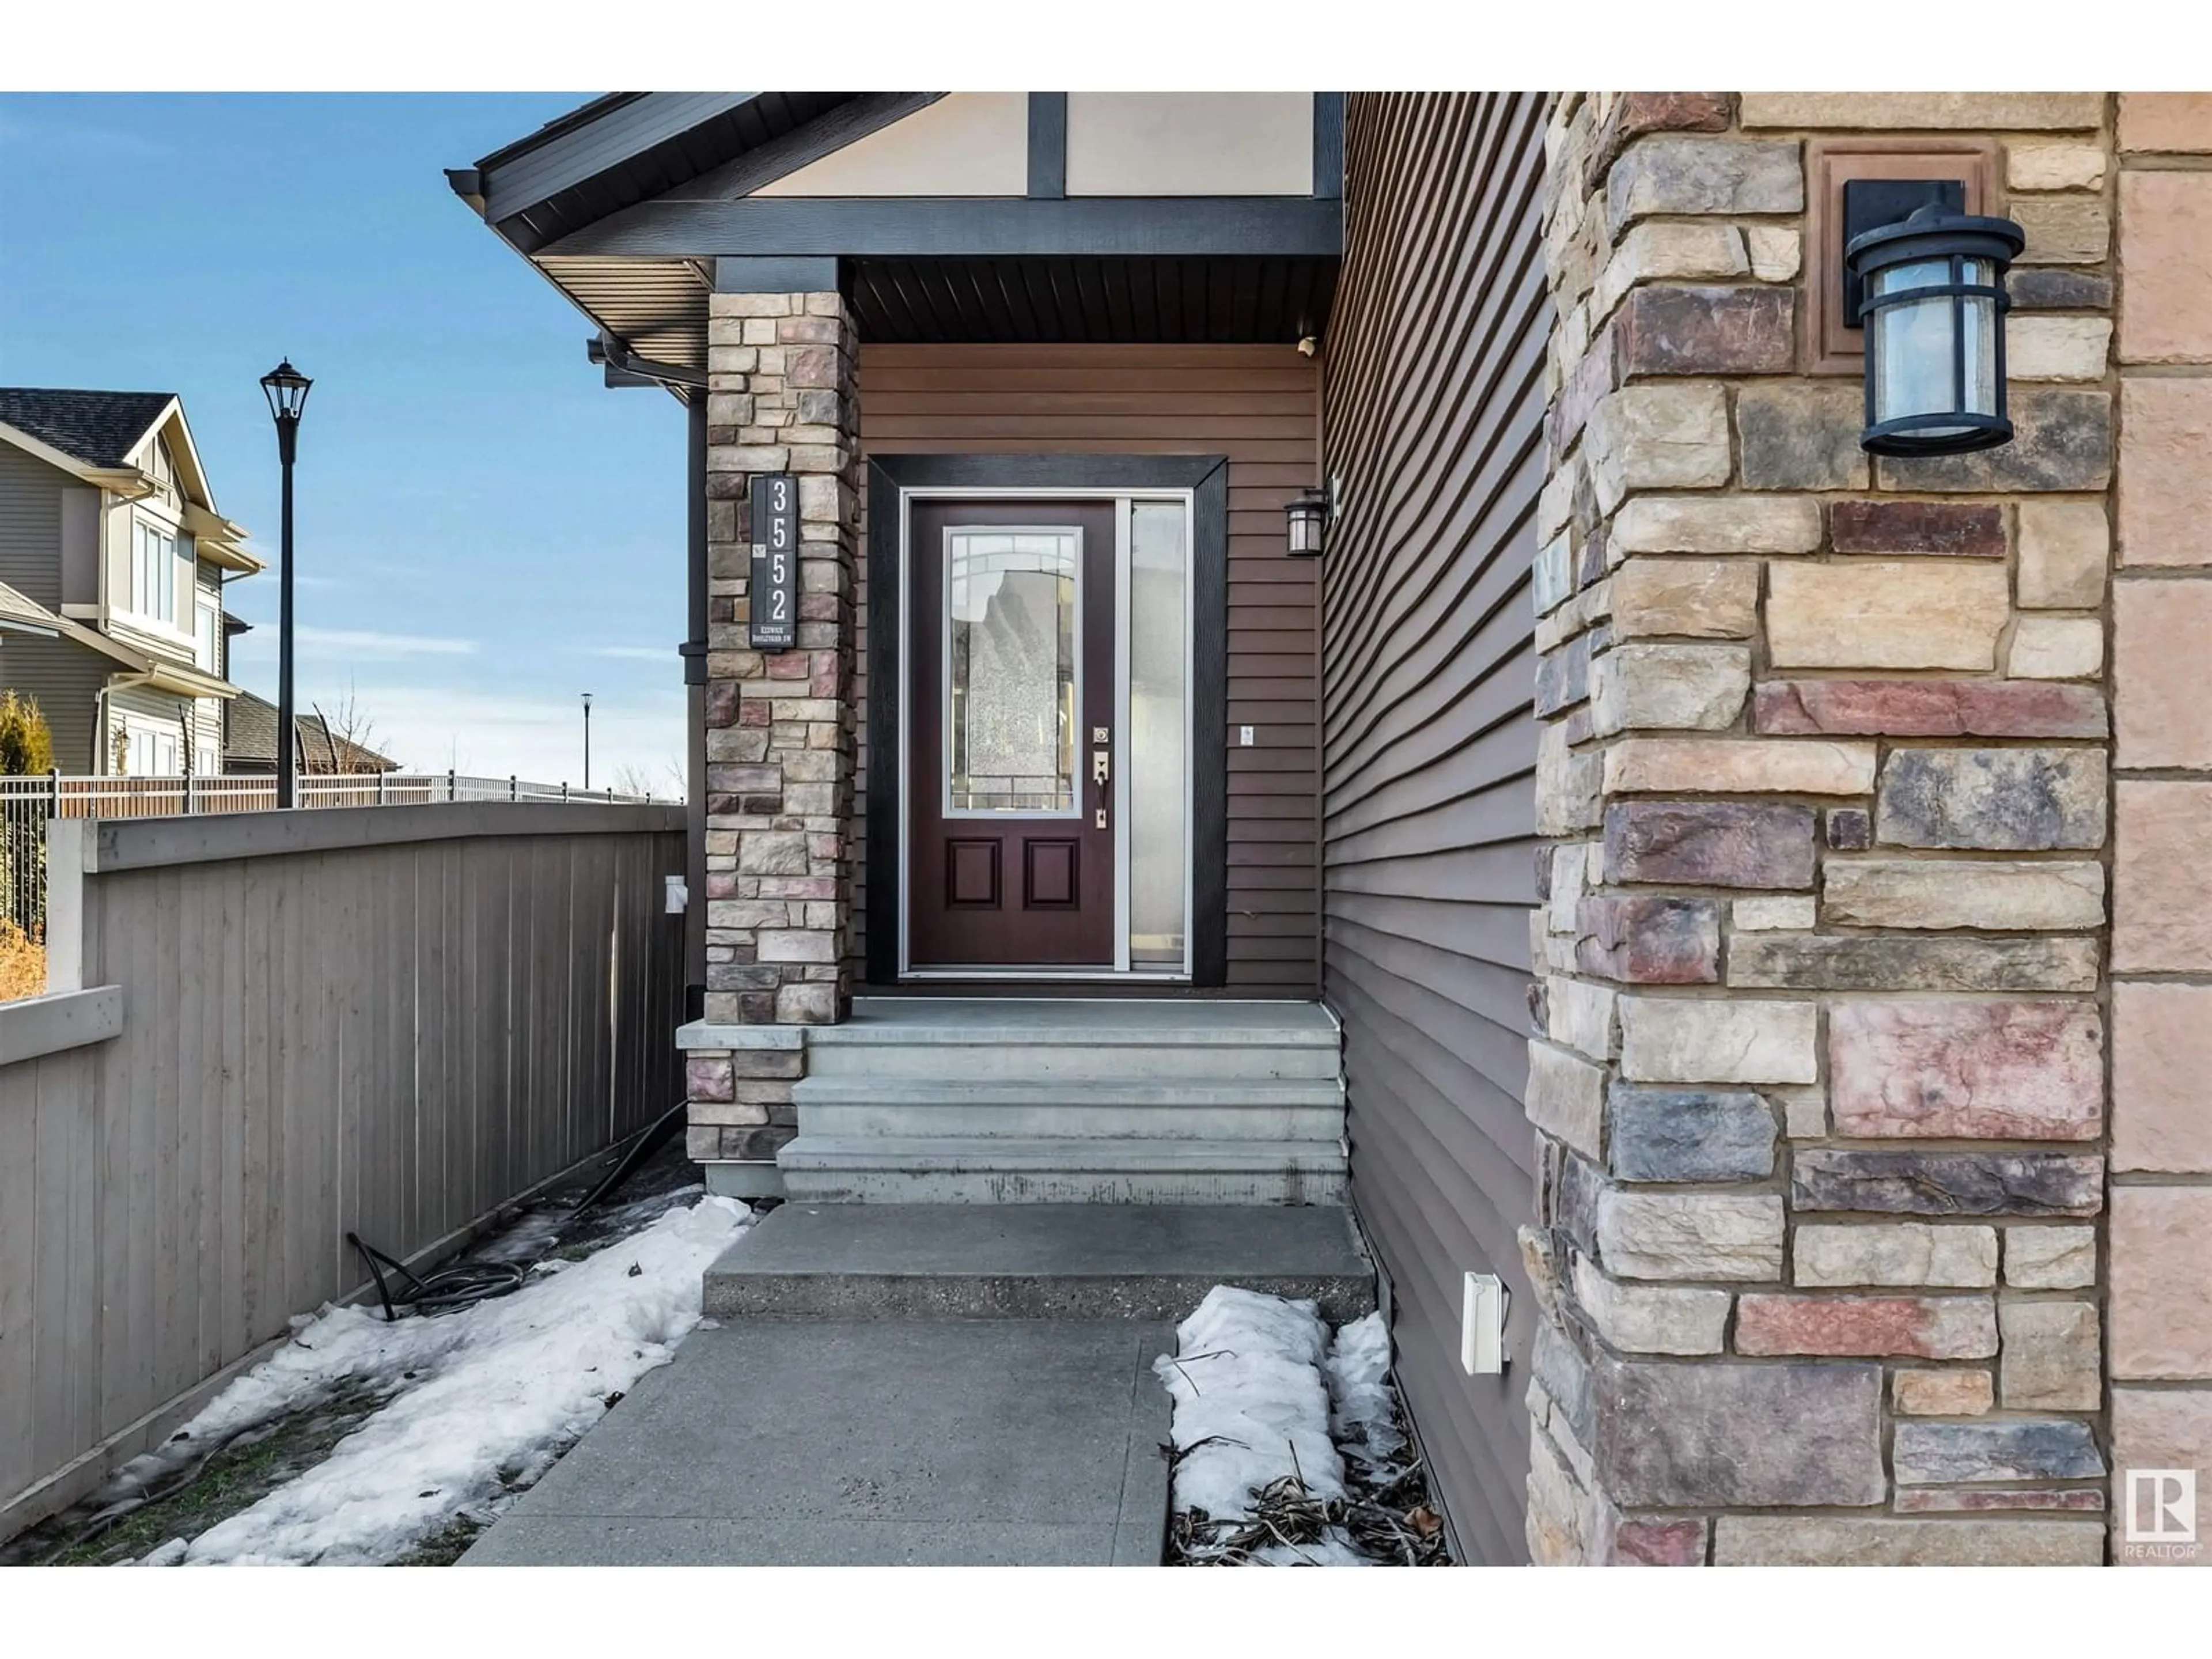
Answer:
[459,1319,1172,1566]
[704,1202,1374,1322]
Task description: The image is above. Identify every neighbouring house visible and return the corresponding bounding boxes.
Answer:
[454,92,2212,1567]
[222,687,400,777]
[0,389,260,776]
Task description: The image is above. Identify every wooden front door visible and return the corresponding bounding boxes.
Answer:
[908,498,1116,967]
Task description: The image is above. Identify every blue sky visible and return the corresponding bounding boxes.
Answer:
[0,93,689,790]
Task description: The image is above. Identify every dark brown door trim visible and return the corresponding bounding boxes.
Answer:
[865,452,1229,987]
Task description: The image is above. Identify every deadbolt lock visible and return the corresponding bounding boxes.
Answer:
[1093,726,1110,745]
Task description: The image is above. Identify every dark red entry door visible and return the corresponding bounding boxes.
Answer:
[908,498,1116,967]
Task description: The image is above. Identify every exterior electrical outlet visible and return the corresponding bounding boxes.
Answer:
[1461,1272,1506,1376]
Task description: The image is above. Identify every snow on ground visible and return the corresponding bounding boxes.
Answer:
[1324,1310,1407,1476]
[1155,1287,1425,1566]
[1153,1286,1347,1519]
[119,1192,753,1566]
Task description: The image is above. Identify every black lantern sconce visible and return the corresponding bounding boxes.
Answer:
[1286,482,1332,558]
[1843,189,2025,457]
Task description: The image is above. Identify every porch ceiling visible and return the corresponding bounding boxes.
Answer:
[849,255,1338,344]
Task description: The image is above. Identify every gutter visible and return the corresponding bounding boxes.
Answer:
[588,331,705,391]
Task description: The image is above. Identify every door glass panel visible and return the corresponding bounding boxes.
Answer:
[1128,501,1188,966]
[945,528,1078,813]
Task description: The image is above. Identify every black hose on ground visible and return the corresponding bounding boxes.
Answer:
[348,1099,693,1323]
[574,1101,690,1217]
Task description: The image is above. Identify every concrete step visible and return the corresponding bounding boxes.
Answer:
[804,1037,1342,1085]
[790,1076,1346,1141]
[703,1203,1374,1323]
[778,1136,1349,1206]
[804,998,1343,1085]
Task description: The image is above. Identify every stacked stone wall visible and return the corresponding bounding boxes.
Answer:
[1527,92,2124,1566]
[2108,92,2212,1564]
[684,289,859,1168]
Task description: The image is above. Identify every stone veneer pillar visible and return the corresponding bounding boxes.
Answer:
[681,289,859,1171]
[2108,93,2212,1565]
[1525,93,2123,1566]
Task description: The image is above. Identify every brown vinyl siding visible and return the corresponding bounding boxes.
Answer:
[1319,93,1551,1563]
[855,343,1322,994]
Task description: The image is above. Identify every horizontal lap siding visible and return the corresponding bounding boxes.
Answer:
[1320,92,1550,1563]
[856,343,1321,993]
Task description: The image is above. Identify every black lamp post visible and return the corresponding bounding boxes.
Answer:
[1844,204,2025,456]
[260,359,312,806]
[581,692,593,790]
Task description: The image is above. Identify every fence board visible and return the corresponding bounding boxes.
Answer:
[0,805,687,1531]
[0,1062,39,1501]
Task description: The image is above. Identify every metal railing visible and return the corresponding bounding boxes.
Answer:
[0,771,669,939]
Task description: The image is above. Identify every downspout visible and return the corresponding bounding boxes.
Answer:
[578,329,709,1017]
[684,391,709,1020]
[95,671,157,775]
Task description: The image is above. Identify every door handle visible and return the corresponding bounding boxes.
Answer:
[1092,749,1110,786]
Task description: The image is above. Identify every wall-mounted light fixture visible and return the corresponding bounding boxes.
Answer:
[1286,483,1331,558]
[1844,199,2025,456]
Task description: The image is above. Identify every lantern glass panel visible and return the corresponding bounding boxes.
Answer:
[1869,257,2000,440]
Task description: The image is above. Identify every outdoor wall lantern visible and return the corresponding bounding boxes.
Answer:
[1843,200,2025,456]
[1286,484,1330,558]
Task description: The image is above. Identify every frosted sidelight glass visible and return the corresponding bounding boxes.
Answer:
[1129,502,1188,966]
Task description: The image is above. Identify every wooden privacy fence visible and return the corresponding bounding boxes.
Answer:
[0,801,690,1533]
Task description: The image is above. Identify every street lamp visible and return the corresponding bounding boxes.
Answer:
[581,692,593,790]
[260,359,312,807]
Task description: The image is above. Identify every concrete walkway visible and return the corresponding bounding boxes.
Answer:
[459,1203,1371,1566]
[461,1317,1172,1566]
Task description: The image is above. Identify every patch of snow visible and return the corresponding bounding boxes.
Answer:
[128,1193,752,1566]
[1152,1285,1346,1521]
[1323,1310,1406,1475]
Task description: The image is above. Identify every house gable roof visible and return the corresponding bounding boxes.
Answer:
[0,389,176,469]
[0,388,260,571]
[453,92,1343,372]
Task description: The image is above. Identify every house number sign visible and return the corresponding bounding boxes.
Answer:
[749,472,800,650]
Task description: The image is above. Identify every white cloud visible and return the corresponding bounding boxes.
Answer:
[294,628,478,657]
[589,646,677,662]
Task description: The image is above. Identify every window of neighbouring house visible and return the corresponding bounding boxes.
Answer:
[123,724,168,777]
[146,436,178,503]
[131,517,179,624]
[196,599,219,671]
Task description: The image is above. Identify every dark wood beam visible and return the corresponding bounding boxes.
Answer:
[1028,93,1066,199]
[546,195,1343,261]
[1314,94,1344,200]
[713,256,842,293]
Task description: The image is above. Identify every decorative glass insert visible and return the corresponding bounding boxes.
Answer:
[945,528,1078,813]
